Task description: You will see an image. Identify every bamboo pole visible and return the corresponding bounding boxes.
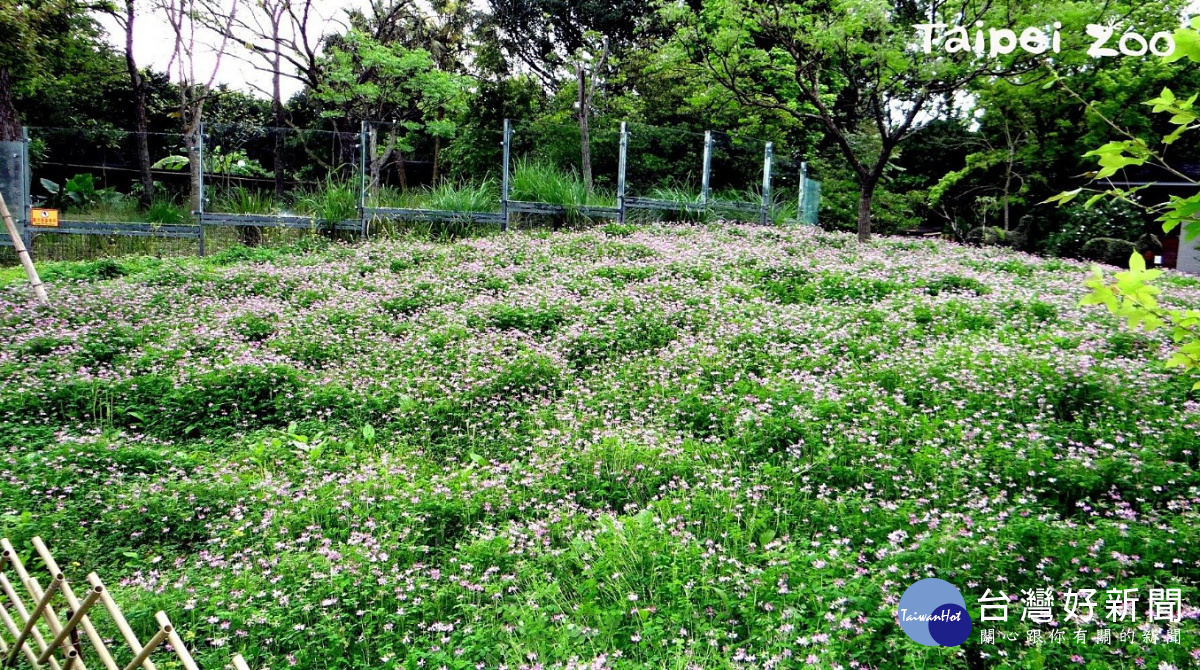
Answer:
[37,586,102,664]
[6,573,63,667]
[0,573,59,670]
[32,538,112,670]
[87,574,157,670]
[0,189,48,305]
[156,612,198,670]
[0,597,41,668]
[2,539,76,670]
[119,619,169,670]
[9,538,244,670]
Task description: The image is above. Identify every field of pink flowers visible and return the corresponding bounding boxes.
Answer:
[1,223,1198,669]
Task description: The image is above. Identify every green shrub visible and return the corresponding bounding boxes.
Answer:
[15,336,69,358]
[40,259,130,282]
[1080,237,1138,267]
[297,179,360,224]
[922,275,992,296]
[1033,198,1147,258]
[210,245,280,266]
[811,274,906,303]
[592,265,656,285]
[74,326,140,367]
[231,313,277,342]
[567,313,677,370]
[471,303,568,334]
[603,223,637,237]
[380,296,431,316]
[145,199,189,224]
[211,186,277,214]
[273,337,339,368]
[754,266,814,305]
[966,226,1025,248]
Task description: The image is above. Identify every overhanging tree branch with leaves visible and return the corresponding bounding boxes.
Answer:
[1050,19,1200,388]
[663,0,1132,241]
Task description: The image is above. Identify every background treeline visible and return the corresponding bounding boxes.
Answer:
[2,0,1199,254]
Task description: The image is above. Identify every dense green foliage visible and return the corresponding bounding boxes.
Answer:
[4,0,1196,253]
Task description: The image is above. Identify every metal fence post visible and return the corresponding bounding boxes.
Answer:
[798,160,808,225]
[20,127,30,255]
[196,122,205,256]
[359,120,369,238]
[617,121,628,225]
[700,130,712,214]
[761,142,773,226]
[810,180,821,226]
[197,121,204,217]
[501,119,511,232]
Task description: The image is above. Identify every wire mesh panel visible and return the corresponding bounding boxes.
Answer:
[199,124,362,251]
[621,123,706,221]
[362,120,504,235]
[201,124,360,211]
[23,128,204,260]
[0,138,28,251]
[502,118,620,228]
[28,128,191,220]
[708,131,769,223]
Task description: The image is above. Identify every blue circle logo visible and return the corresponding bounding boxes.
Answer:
[897,578,972,647]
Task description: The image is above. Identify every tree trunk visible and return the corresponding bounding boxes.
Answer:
[578,68,593,194]
[0,69,21,142]
[856,180,875,243]
[368,126,380,193]
[1002,192,1010,232]
[432,137,442,185]
[271,32,285,200]
[386,127,407,190]
[125,1,154,209]
[186,127,202,213]
[1002,154,1014,232]
[133,90,153,208]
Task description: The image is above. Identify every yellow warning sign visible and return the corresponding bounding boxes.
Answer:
[31,208,59,227]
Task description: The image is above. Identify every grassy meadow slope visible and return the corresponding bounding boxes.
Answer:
[1,223,1198,669]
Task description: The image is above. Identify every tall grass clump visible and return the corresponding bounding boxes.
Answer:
[424,179,498,212]
[70,195,140,222]
[510,159,590,208]
[369,180,498,213]
[297,179,360,224]
[647,184,703,207]
[212,186,279,214]
[144,198,190,224]
[508,160,616,228]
